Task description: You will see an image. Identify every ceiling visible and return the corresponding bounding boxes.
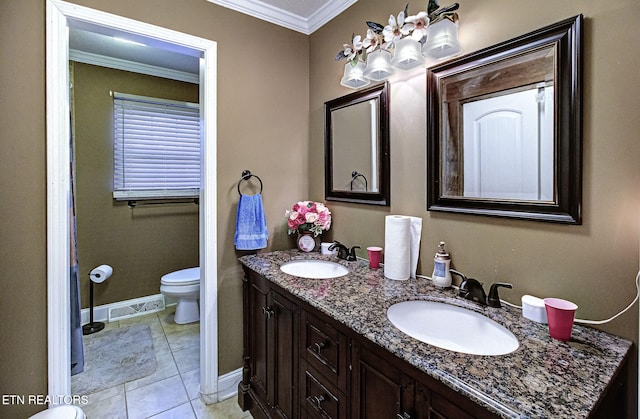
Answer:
[69,0,356,80]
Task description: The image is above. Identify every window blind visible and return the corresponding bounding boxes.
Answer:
[113,92,201,200]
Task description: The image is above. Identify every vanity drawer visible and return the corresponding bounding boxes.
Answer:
[301,362,347,419]
[301,309,348,389]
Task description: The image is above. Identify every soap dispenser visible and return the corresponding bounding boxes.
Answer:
[432,241,452,288]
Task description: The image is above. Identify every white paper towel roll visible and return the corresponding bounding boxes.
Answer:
[409,217,422,279]
[384,216,411,280]
[89,264,113,284]
[384,215,422,280]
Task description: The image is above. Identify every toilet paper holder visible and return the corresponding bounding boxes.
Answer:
[82,265,112,335]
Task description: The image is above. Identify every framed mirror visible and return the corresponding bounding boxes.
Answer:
[325,82,390,206]
[427,15,582,223]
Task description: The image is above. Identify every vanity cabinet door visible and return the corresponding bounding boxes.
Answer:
[270,290,299,419]
[248,274,270,406]
[351,341,415,419]
[351,340,488,419]
[414,382,475,419]
[243,269,299,419]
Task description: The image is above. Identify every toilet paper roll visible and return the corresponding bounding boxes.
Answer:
[89,264,113,284]
[384,216,411,280]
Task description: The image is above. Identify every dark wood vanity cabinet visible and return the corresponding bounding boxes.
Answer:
[351,338,490,419]
[241,269,299,419]
[351,340,415,418]
[240,267,497,419]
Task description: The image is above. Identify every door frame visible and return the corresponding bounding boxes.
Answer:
[46,0,219,403]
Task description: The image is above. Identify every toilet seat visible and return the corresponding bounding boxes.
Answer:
[161,267,199,286]
[29,405,86,419]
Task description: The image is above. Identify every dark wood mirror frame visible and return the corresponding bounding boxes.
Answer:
[325,82,390,206]
[427,15,582,224]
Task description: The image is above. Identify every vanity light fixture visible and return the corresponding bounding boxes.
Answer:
[340,61,370,88]
[336,1,462,89]
[363,50,395,81]
[390,37,426,71]
[422,17,462,60]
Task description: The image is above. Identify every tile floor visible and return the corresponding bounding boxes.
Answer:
[73,306,252,419]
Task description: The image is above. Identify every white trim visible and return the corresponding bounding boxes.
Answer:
[198,48,220,403]
[46,0,218,404]
[69,49,199,83]
[306,0,358,34]
[46,1,71,402]
[206,0,357,35]
[216,368,243,401]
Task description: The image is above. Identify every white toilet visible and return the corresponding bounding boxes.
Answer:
[29,406,86,419]
[160,267,200,324]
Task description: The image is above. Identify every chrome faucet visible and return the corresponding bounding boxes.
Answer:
[329,241,360,261]
[451,270,512,308]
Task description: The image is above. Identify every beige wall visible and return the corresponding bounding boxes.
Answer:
[0,2,48,416]
[310,0,640,415]
[73,62,200,307]
[0,0,308,417]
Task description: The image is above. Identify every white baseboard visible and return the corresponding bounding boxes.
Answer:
[200,367,242,404]
[81,294,170,324]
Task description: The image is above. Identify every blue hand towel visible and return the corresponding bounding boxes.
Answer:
[234,193,269,250]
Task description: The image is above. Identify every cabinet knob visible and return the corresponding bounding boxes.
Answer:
[307,394,325,409]
[262,306,274,319]
[311,342,326,354]
[396,413,411,419]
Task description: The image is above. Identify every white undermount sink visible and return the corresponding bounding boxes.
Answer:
[280,260,349,279]
[387,300,519,356]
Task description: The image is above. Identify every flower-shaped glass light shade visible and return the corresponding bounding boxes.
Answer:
[363,50,395,81]
[391,37,425,71]
[422,18,462,60]
[340,61,371,89]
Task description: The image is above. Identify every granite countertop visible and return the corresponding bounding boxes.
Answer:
[239,250,632,418]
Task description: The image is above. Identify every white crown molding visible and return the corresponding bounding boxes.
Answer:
[207,0,357,35]
[306,0,358,34]
[69,49,199,83]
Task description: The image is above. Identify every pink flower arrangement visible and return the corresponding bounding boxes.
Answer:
[285,201,332,237]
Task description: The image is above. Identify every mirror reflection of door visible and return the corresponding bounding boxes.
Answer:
[462,86,554,201]
[331,99,379,192]
[427,15,582,223]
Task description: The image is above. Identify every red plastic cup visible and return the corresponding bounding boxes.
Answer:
[367,246,383,269]
[544,298,578,341]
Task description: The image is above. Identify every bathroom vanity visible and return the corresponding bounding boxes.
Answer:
[238,250,631,418]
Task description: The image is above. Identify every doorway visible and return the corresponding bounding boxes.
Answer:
[46,0,219,404]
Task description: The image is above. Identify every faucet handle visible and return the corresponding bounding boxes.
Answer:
[450,270,467,283]
[487,282,513,308]
[346,246,360,261]
[328,241,342,250]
